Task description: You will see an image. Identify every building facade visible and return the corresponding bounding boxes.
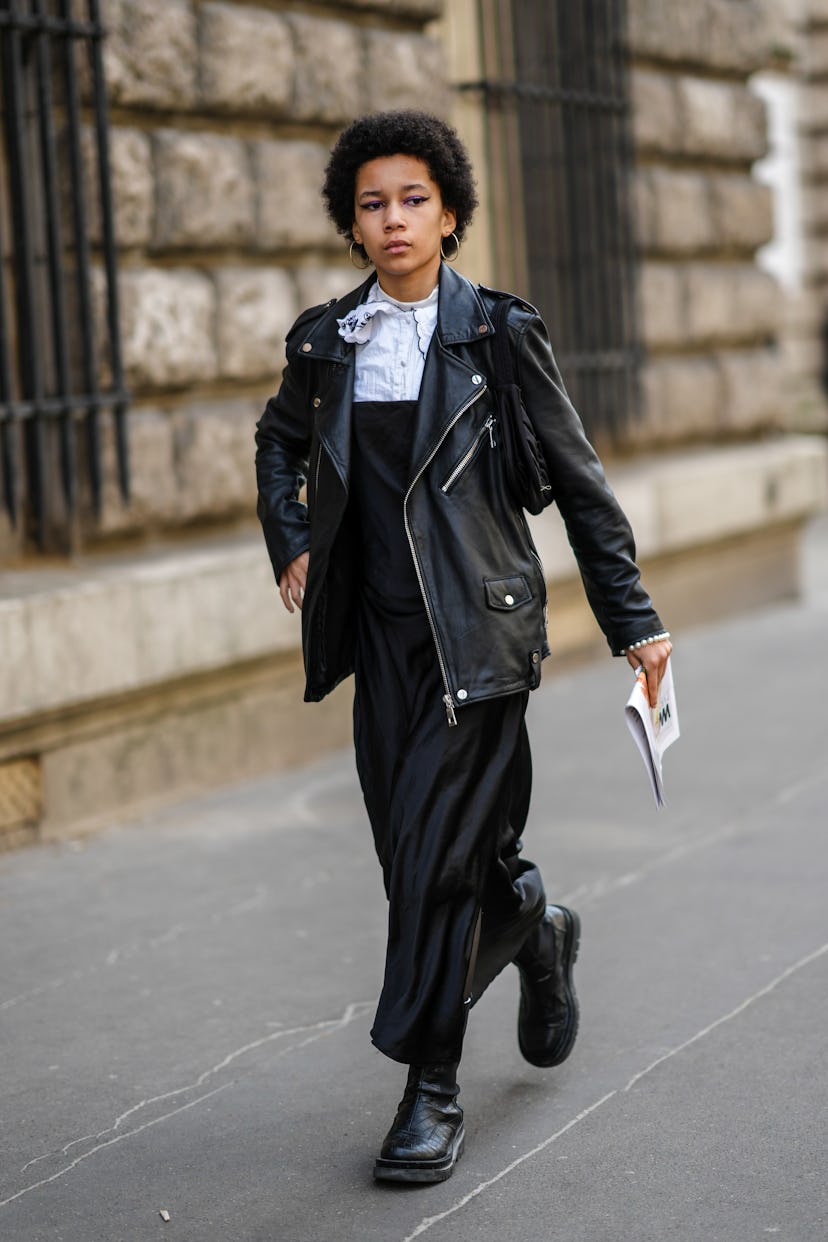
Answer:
[0,0,826,844]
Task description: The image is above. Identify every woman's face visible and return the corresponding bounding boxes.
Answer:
[351,154,457,301]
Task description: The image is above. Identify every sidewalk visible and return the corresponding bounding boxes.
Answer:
[1,518,827,1242]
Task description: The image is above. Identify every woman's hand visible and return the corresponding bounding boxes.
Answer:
[279,551,309,613]
[626,638,673,709]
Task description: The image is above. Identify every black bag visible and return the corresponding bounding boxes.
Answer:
[490,297,554,516]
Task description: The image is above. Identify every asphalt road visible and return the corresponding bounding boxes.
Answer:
[2,519,827,1242]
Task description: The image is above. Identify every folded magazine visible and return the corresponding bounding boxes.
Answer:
[625,658,680,807]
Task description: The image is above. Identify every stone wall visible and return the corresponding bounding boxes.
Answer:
[626,0,796,448]
[89,0,448,546]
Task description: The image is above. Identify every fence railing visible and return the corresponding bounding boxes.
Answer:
[458,0,641,440]
[0,0,128,552]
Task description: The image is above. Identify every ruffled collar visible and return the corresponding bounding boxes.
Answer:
[336,281,438,354]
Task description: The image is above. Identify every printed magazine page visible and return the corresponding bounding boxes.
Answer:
[625,658,680,807]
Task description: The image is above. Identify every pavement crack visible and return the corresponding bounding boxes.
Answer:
[9,998,375,1205]
[398,942,828,1241]
[400,1090,618,1241]
[623,940,828,1093]
[1,1083,233,1210]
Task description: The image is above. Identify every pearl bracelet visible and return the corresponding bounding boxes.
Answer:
[621,630,671,655]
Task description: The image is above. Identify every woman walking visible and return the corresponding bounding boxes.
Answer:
[255,110,671,1184]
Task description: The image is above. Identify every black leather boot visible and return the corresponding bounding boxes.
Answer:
[373,1062,464,1184]
[514,904,581,1067]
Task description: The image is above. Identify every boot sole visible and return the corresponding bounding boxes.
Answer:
[373,1124,465,1184]
[518,907,581,1068]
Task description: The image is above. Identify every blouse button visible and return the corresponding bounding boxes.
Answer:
[456,688,468,701]
[504,594,514,606]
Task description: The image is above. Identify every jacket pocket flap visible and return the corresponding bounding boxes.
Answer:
[484,574,532,611]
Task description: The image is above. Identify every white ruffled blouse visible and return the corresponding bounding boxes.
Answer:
[337,281,438,402]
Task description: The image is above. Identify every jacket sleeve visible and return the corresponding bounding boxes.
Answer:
[512,308,665,655]
[255,352,313,587]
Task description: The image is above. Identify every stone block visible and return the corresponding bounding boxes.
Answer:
[684,264,779,345]
[629,0,772,73]
[676,77,768,162]
[198,3,293,115]
[703,0,774,74]
[300,0,443,14]
[708,175,774,252]
[628,0,707,64]
[172,399,259,522]
[802,134,828,178]
[364,31,450,115]
[294,264,361,312]
[110,128,154,248]
[631,355,723,446]
[102,0,197,110]
[631,70,680,155]
[799,185,828,238]
[803,29,828,78]
[25,578,141,713]
[255,141,334,250]
[153,131,255,250]
[0,599,32,719]
[119,269,217,389]
[717,348,784,431]
[96,407,177,535]
[216,268,297,381]
[806,238,828,281]
[84,127,153,249]
[639,262,685,348]
[289,14,363,123]
[635,169,715,254]
[800,84,828,131]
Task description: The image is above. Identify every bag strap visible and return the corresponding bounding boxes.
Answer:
[490,297,516,390]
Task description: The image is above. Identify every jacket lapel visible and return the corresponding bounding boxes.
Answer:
[293,264,497,490]
[293,276,375,490]
[408,265,495,481]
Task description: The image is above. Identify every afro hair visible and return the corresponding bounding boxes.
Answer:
[322,110,479,251]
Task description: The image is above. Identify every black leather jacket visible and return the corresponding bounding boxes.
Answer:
[255,263,663,724]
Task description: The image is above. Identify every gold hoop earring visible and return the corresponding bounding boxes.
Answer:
[349,240,371,270]
[440,232,460,262]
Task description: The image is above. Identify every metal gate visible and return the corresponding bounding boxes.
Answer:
[459,0,640,441]
[0,0,128,553]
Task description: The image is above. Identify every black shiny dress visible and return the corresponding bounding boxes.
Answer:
[350,400,545,1066]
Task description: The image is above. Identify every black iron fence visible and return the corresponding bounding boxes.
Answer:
[459,0,640,441]
[0,0,127,553]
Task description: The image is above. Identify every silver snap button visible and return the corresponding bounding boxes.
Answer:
[471,374,482,385]
[478,324,487,334]
[504,594,514,606]
[532,652,540,664]
[302,342,312,353]
[312,396,321,408]
[457,688,468,701]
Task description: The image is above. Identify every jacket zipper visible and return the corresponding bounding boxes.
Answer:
[404,384,487,727]
[440,414,497,493]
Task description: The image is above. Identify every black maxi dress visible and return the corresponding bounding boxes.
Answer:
[350,399,547,1068]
